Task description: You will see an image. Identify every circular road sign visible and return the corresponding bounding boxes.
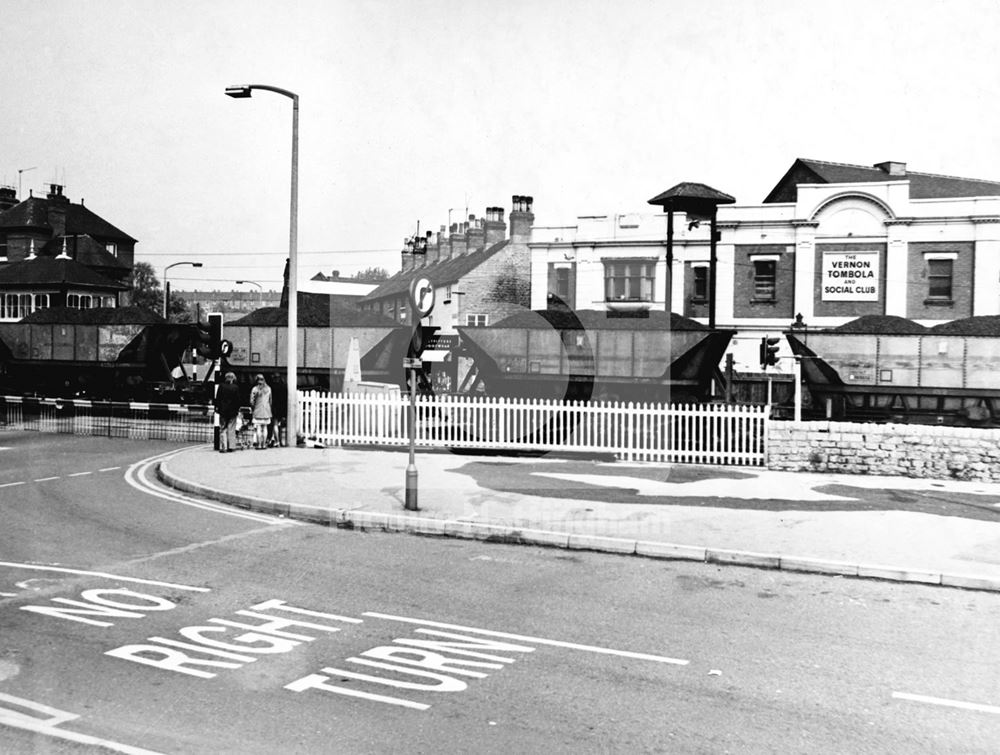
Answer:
[409,277,435,318]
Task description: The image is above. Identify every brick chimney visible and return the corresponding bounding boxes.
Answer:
[0,186,17,212]
[423,230,439,265]
[509,195,534,244]
[484,206,506,247]
[466,215,485,253]
[400,238,415,273]
[46,184,69,238]
[874,161,906,177]
[450,222,468,257]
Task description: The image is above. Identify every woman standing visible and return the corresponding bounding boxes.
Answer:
[249,373,273,449]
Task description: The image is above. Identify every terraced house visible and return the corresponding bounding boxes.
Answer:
[0,184,136,322]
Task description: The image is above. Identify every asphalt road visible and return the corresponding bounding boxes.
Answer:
[2,432,1000,753]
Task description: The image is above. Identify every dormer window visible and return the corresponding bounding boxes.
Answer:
[105,242,117,257]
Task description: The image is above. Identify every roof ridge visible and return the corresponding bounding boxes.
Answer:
[801,157,1000,186]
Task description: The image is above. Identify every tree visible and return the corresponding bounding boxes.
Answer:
[352,266,390,283]
[128,261,162,314]
[127,261,189,320]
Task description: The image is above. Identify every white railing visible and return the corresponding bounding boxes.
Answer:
[299,391,769,466]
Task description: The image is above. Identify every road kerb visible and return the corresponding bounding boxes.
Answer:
[707,548,781,569]
[940,573,1000,592]
[780,556,859,577]
[567,534,637,554]
[635,541,707,562]
[857,564,941,585]
[290,504,332,526]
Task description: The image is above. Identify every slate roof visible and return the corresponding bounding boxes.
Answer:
[0,257,128,290]
[20,305,164,324]
[361,239,511,302]
[490,309,710,331]
[230,291,398,327]
[764,158,1000,203]
[41,235,130,271]
[0,196,137,242]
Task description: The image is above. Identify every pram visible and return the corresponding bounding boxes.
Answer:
[235,406,255,450]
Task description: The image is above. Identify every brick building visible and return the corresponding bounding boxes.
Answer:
[529,159,1000,371]
[0,184,135,321]
[359,195,534,333]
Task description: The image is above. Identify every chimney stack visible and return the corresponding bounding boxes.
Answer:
[467,214,485,254]
[46,184,69,238]
[0,186,17,212]
[509,195,534,244]
[874,161,906,177]
[422,230,439,265]
[450,222,468,257]
[484,206,506,247]
[400,238,415,273]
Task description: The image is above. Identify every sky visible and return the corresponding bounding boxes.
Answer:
[4,0,1000,292]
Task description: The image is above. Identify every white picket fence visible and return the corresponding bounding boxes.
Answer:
[299,391,769,466]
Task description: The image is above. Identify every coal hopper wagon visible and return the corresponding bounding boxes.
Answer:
[456,309,734,402]
[784,315,1000,426]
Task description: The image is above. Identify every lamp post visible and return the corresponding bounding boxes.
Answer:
[236,279,263,310]
[163,261,203,320]
[226,83,299,446]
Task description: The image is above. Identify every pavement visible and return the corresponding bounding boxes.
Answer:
[157,443,1000,593]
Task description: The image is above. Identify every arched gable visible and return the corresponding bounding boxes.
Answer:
[810,193,894,237]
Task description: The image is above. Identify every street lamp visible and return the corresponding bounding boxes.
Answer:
[226,83,299,446]
[163,261,203,319]
[235,280,262,289]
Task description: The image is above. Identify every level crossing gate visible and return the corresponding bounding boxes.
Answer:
[299,392,769,466]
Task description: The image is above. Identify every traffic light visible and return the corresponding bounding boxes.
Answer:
[195,313,224,360]
[208,313,222,359]
[759,336,780,368]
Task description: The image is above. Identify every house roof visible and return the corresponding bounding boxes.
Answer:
[0,196,137,242]
[230,291,398,327]
[361,239,511,302]
[20,305,164,324]
[764,158,1000,203]
[41,235,130,271]
[0,256,128,290]
[491,309,710,331]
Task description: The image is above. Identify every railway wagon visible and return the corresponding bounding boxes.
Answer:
[221,324,409,393]
[0,320,204,401]
[456,309,734,402]
[784,315,1000,425]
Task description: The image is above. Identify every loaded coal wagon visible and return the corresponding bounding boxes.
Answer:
[0,307,210,402]
[456,309,734,402]
[224,297,409,394]
[785,315,1000,426]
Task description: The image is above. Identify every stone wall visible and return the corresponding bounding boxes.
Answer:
[768,421,1000,482]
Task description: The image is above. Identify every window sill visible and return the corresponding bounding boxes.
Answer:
[923,298,954,307]
[750,298,777,304]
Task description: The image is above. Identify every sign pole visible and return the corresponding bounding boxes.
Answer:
[405,362,418,511]
[404,274,434,512]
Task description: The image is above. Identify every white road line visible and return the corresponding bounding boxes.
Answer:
[893,691,1000,715]
[0,481,26,488]
[125,450,297,525]
[34,477,60,483]
[363,612,690,666]
[0,562,210,592]
[68,471,93,477]
[98,466,121,472]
